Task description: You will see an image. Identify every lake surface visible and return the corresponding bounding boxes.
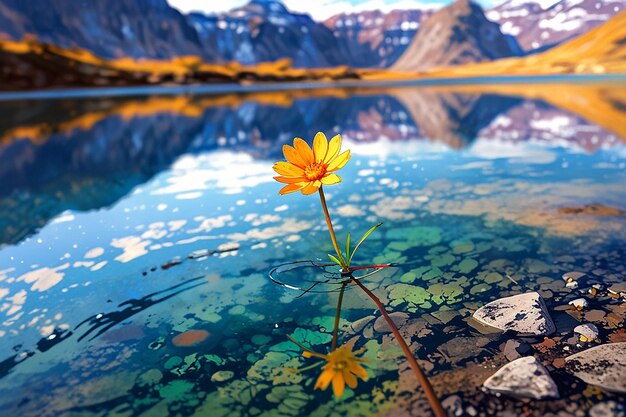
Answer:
[0,80,625,417]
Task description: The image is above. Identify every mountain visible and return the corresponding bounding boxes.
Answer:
[393,0,523,71]
[0,0,375,68]
[0,0,210,60]
[324,9,432,67]
[487,0,626,52]
[429,9,626,75]
[188,0,375,68]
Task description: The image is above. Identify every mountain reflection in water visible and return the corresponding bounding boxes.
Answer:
[0,82,624,247]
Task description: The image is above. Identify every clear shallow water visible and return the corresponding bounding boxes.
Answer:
[0,82,625,417]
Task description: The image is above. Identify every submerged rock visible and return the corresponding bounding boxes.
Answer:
[608,283,626,299]
[473,292,556,336]
[374,312,408,334]
[565,342,626,393]
[483,356,559,399]
[569,298,589,311]
[588,401,626,417]
[503,339,531,362]
[441,394,464,417]
[558,204,626,217]
[172,329,209,347]
[574,323,599,342]
[438,336,491,362]
[562,271,586,282]
[211,370,234,382]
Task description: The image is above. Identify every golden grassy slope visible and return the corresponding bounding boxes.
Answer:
[0,36,361,91]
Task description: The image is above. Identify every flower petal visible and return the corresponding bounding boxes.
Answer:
[327,150,351,172]
[349,362,368,380]
[274,176,305,184]
[332,372,345,398]
[300,180,321,195]
[343,369,357,389]
[293,137,314,165]
[283,145,307,169]
[279,183,304,195]
[315,368,334,390]
[321,173,341,185]
[313,132,328,163]
[324,134,342,164]
[273,161,304,177]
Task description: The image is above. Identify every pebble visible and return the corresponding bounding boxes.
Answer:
[441,395,463,417]
[568,298,588,311]
[374,312,408,333]
[349,315,375,333]
[565,342,626,393]
[565,281,579,290]
[483,356,559,399]
[574,323,599,342]
[562,271,586,282]
[211,370,234,382]
[589,401,626,417]
[503,339,532,362]
[473,292,556,336]
[585,309,606,322]
[608,283,626,299]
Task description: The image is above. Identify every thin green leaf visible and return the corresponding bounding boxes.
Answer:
[328,254,342,266]
[348,222,383,265]
[345,232,351,264]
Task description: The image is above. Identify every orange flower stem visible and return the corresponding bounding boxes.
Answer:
[331,282,347,351]
[350,277,446,417]
[317,186,348,271]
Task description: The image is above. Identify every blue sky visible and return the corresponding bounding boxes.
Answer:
[167,0,500,20]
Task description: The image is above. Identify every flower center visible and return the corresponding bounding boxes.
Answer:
[304,162,326,181]
[333,360,348,371]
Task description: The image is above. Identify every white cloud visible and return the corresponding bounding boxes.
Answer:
[168,0,448,21]
[167,0,248,14]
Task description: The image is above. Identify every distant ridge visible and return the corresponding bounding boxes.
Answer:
[427,9,626,75]
[393,0,522,71]
[487,0,626,52]
[0,0,209,59]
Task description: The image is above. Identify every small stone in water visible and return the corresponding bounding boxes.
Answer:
[565,281,579,290]
[588,401,626,417]
[483,356,559,399]
[574,323,599,342]
[565,342,626,393]
[172,330,209,347]
[211,370,234,382]
[562,271,586,282]
[503,339,531,362]
[608,283,626,299]
[441,395,463,417]
[473,292,556,336]
[569,298,589,311]
[148,337,165,350]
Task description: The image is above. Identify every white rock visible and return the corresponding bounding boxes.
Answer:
[483,356,559,399]
[589,401,625,417]
[565,342,626,393]
[473,292,556,336]
[441,395,463,417]
[569,298,589,310]
[565,281,579,290]
[574,323,599,342]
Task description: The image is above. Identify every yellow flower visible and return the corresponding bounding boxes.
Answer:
[305,344,368,398]
[273,132,351,195]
